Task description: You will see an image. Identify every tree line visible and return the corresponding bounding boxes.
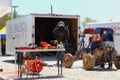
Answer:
[0,13,11,29]
[0,12,21,29]
[82,17,97,28]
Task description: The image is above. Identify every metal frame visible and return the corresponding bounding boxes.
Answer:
[15,48,65,79]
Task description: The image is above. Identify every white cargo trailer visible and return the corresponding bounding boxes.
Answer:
[6,13,80,55]
[86,21,120,54]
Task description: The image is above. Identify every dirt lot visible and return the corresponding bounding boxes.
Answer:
[0,55,120,80]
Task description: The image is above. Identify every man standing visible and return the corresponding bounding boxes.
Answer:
[101,30,113,69]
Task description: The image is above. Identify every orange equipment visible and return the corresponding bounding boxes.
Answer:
[25,58,43,72]
[91,34,102,42]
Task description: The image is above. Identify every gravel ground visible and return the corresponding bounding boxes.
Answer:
[0,55,120,80]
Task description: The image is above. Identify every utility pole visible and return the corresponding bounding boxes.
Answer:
[11,6,18,40]
[12,6,18,18]
[51,5,53,14]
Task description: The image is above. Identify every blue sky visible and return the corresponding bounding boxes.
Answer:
[12,0,120,22]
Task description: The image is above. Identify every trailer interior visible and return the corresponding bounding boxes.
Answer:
[35,17,78,55]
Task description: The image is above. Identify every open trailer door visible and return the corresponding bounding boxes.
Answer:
[34,14,80,55]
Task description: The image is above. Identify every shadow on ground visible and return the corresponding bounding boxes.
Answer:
[0,77,4,80]
[2,59,15,64]
[86,68,118,72]
[14,75,64,80]
[2,55,59,68]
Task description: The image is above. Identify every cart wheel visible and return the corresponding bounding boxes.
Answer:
[83,54,95,70]
[63,53,74,68]
[114,54,120,69]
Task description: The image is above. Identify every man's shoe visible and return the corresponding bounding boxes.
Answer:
[101,66,105,69]
[100,65,105,69]
[107,67,112,69]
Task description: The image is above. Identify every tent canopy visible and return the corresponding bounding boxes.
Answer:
[0,27,6,34]
[0,27,6,38]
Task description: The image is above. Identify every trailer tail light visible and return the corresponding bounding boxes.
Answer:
[78,34,80,38]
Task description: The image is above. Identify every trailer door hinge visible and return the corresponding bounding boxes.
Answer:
[33,25,34,28]
[32,34,34,38]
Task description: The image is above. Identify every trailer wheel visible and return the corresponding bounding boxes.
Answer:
[63,53,74,68]
[114,54,120,69]
[83,54,95,70]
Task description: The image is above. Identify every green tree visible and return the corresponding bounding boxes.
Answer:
[82,17,97,28]
[0,13,11,29]
[0,13,21,29]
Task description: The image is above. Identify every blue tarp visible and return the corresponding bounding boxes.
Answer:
[0,34,6,38]
[95,28,103,34]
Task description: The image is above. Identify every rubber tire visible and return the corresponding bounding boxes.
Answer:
[114,54,120,69]
[115,63,120,69]
[83,54,95,70]
[63,53,74,68]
